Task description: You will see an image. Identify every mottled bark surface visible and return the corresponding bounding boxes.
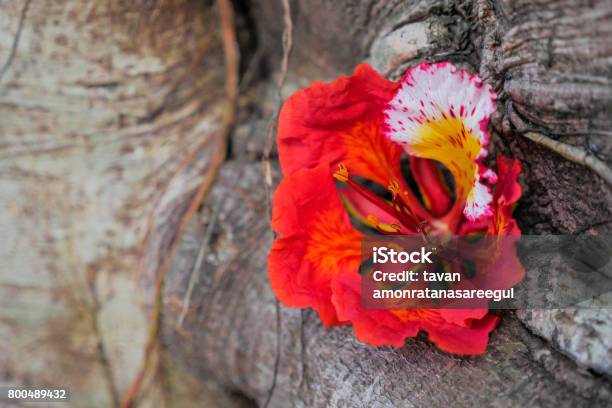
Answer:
[0,0,234,406]
[1,0,611,407]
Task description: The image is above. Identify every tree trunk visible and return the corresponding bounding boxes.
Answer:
[1,0,611,407]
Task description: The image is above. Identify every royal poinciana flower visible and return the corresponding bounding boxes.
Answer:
[268,63,523,354]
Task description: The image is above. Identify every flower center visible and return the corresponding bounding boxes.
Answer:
[333,163,425,235]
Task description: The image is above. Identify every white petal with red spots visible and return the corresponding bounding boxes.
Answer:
[384,62,497,221]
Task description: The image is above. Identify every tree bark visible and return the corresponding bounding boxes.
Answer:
[0,0,236,406]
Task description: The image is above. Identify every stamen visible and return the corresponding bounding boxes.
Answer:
[388,179,419,227]
[333,163,349,182]
[367,215,402,235]
[417,220,433,244]
[388,180,401,199]
[335,164,420,233]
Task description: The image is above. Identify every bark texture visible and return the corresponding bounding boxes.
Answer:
[0,0,611,407]
[0,0,236,406]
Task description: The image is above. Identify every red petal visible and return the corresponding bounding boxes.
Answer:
[278,64,401,186]
[494,156,522,206]
[410,157,453,217]
[331,271,419,347]
[422,314,499,355]
[331,270,498,353]
[488,157,522,236]
[269,236,340,326]
[269,164,361,326]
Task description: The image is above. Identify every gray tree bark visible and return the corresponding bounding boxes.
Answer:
[1,0,611,407]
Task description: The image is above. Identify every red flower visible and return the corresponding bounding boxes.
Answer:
[269,63,523,354]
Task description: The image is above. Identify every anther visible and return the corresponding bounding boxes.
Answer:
[333,163,349,182]
[367,215,379,226]
[388,180,401,199]
[368,215,402,234]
